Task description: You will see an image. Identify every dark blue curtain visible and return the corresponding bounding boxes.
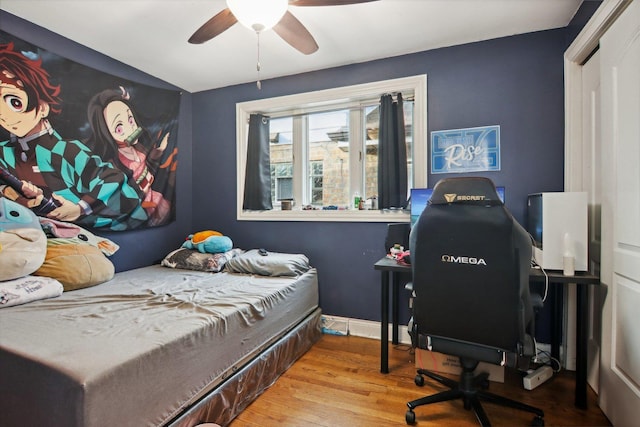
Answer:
[242,113,272,210]
[377,93,408,209]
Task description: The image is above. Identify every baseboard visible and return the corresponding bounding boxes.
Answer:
[320,315,553,361]
[321,315,412,345]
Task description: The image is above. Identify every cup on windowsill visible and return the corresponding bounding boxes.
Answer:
[281,199,293,210]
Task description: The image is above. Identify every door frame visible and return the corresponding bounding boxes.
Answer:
[565,0,630,191]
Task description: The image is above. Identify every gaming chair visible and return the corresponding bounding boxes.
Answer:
[406,177,544,426]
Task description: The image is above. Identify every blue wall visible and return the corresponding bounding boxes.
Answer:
[1,3,598,342]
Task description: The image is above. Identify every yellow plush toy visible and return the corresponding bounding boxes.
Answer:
[192,230,222,242]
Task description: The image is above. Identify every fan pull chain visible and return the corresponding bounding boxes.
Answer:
[256,31,262,90]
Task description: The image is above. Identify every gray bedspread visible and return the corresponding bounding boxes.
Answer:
[0,264,319,427]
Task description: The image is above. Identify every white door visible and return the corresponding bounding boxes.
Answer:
[598,1,640,424]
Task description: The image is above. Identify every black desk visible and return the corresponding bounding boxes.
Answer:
[373,257,410,374]
[374,257,600,409]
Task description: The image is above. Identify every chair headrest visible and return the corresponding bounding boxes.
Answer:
[429,177,503,206]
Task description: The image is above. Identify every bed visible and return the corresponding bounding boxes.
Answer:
[0,253,321,427]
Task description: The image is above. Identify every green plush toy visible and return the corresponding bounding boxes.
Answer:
[182,230,233,254]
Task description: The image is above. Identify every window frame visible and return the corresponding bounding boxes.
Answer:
[236,75,427,222]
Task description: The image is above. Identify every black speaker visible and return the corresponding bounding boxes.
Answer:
[385,223,410,254]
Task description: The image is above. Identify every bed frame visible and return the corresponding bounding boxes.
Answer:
[169,308,321,426]
[0,264,321,427]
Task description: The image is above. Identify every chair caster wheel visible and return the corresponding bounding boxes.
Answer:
[531,416,545,426]
[414,374,424,387]
[405,409,416,424]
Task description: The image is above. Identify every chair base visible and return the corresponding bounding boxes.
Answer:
[406,362,544,426]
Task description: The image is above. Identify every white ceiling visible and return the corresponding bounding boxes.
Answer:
[1,0,584,93]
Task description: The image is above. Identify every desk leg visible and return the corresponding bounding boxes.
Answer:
[392,272,400,345]
[575,285,589,409]
[381,271,389,374]
[551,284,563,364]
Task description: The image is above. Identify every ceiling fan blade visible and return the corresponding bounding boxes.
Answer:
[289,0,379,6]
[188,8,238,44]
[273,11,319,55]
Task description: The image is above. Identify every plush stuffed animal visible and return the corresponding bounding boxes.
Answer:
[182,230,233,254]
[0,197,48,281]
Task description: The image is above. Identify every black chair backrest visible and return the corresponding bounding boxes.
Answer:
[410,177,532,353]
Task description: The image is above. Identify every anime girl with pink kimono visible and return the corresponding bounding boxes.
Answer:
[86,87,176,226]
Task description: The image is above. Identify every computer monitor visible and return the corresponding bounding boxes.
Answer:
[410,188,433,227]
[410,186,505,227]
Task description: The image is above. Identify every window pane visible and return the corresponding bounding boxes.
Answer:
[310,163,323,205]
[404,100,414,192]
[270,117,293,203]
[308,110,350,207]
[364,105,378,201]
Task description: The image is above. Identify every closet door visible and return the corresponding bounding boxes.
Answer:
[598,1,640,424]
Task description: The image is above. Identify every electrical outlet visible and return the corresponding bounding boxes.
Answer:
[523,365,553,390]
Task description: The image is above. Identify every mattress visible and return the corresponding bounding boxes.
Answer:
[0,264,319,427]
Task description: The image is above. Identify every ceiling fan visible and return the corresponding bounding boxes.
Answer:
[188,0,380,55]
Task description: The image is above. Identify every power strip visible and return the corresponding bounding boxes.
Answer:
[523,366,553,390]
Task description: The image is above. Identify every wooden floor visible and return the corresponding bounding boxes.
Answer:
[230,334,611,427]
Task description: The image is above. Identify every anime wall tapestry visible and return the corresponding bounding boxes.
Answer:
[0,30,180,231]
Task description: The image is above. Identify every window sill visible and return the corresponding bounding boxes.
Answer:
[238,208,410,223]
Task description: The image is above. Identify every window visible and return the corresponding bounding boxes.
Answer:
[236,75,427,222]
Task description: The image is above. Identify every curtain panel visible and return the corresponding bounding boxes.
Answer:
[242,114,273,211]
[377,93,408,209]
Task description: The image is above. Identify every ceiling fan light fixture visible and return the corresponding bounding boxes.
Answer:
[226,0,288,32]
